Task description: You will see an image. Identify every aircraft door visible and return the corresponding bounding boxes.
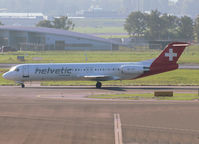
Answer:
[22,65,29,78]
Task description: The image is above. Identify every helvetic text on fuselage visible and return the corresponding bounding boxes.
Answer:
[35,67,72,76]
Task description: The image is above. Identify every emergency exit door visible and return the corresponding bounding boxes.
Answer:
[23,65,29,78]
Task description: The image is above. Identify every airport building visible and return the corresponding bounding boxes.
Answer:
[0,13,47,26]
[0,26,120,51]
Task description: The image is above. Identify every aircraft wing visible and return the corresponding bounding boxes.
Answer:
[83,75,120,81]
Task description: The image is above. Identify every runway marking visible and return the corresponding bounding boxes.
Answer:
[114,113,123,144]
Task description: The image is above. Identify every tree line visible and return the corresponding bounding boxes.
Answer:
[124,10,199,42]
[36,16,75,30]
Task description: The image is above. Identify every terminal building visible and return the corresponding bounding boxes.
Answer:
[0,26,120,51]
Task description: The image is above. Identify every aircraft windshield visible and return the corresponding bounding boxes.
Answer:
[9,66,19,72]
[10,66,16,71]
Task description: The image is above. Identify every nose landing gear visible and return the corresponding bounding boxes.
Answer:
[96,81,102,89]
[21,83,25,88]
[16,82,25,88]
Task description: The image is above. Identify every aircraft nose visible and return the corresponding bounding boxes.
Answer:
[2,72,11,80]
[2,72,8,79]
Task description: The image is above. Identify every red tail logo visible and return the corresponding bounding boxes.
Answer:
[151,42,190,67]
[165,48,177,61]
[137,42,190,78]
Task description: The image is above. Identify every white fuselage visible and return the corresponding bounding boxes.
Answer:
[2,42,190,88]
[3,62,151,83]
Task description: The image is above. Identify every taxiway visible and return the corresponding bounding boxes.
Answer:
[0,86,199,144]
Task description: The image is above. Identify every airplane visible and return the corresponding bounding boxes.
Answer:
[2,42,190,88]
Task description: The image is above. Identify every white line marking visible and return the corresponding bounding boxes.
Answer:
[114,113,123,144]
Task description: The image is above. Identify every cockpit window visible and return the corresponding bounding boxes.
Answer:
[10,66,16,71]
[10,66,20,72]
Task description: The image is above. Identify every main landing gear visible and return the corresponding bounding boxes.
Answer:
[96,81,102,89]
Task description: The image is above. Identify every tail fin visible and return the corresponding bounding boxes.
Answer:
[152,42,190,66]
[150,42,190,75]
[140,42,190,78]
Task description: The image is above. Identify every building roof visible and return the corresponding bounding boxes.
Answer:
[0,25,120,45]
[0,13,46,19]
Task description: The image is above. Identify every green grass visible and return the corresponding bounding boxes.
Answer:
[0,44,198,64]
[88,93,199,101]
[40,69,199,86]
[178,44,199,64]
[72,18,125,27]
[0,50,159,64]
[73,26,126,34]
[73,25,128,38]
[98,35,129,39]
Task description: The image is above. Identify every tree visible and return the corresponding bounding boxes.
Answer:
[36,16,75,30]
[53,16,75,30]
[194,16,199,42]
[124,11,146,37]
[36,20,53,28]
[178,16,194,40]
[145,10,163,40]
[125,10,195,41]
[160,14,180,39]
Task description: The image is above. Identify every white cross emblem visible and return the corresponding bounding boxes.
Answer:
[165,49,177,61]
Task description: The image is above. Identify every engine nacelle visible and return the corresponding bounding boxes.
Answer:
[121,65,150,74]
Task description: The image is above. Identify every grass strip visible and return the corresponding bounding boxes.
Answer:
[0,45,198,64]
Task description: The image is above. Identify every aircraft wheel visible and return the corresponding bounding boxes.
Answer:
[96,82,102,89]
[21,83,25,88]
